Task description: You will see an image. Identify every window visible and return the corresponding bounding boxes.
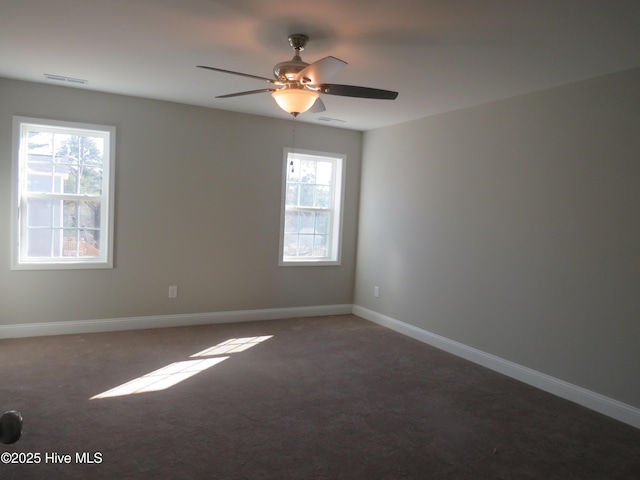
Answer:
[279,149,345,266]
[11,117,115,269]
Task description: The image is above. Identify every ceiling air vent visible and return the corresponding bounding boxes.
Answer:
[44,74,88,85]
[317,117,346,123]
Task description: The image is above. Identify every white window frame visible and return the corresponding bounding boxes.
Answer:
[11,116,116,270]
[279,148,345,266]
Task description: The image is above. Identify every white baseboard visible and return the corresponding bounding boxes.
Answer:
[0,304,353,340]
[352,304,640,430]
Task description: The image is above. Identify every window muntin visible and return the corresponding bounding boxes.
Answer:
[12,117,115,269]
[280,149,344,265]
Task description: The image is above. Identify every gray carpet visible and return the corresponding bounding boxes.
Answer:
[1,314,639,479]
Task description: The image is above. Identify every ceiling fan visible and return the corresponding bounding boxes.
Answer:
[197,34,398,118]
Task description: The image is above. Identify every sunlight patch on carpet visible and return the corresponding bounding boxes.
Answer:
[91,335,273,399]
[91,357,229,399]
[191,336,273,357]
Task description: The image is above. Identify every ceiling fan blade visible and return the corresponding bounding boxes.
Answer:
[296,56,347,84]
[216,88,278,98]
[308,97,326,114]
[317,84,398,100]
[197,65,275,83]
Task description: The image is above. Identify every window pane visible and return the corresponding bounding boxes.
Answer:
[27,199,54,227]
[300,160,316,184]
[316,161,332,185]
[53,133,73,162]
[313,235,328,257]
[299,185,314,207]
[284,211,298,233]
[283,234,298,256]
[83,229,101,252]
[61,230,78,257]
[27,160,53,193]
[299,211,315,233]
[298,235,313,256]
[28,228,55,257]
[56,164,76,193]
[315,211,329,234]
[314,185,331,208]
[79,200,100,229]
[82,136,103,165]
[79,164,103,195]
[27,131,53,155]
[63,201,79,227]
[285,184,298,206]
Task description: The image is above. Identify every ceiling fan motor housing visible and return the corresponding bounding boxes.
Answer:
[273,34,310,81]
[273,56,309,81]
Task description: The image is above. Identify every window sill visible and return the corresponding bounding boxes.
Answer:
[12,260,113,271]
[279,259,341,267]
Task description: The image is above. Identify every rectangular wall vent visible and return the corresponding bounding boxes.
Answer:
[44,73,88,85]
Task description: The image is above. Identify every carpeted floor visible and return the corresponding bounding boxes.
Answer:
[1,314,639,479]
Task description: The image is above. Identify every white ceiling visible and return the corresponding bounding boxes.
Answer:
[1,0,640,131]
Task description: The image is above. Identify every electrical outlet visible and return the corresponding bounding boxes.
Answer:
[168,286,178,298]
[374,286,380,298]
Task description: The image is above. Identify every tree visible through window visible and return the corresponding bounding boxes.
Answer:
[12,117,115,269]
[280,149,344,265]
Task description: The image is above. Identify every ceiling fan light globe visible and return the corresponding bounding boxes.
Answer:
[272,89,319,115]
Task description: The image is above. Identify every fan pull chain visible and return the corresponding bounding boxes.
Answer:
[290,120,297,173]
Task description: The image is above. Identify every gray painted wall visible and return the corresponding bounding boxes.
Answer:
[0,78,362,324]
[355,67,640,409]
